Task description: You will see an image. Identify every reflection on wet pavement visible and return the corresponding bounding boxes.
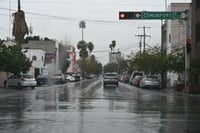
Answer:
[0,79,200,133]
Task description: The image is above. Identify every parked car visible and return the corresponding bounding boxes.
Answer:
[36,75,52,86]
[119,74,129,83]
[65,74,76,82]
[139,75,161,89]
[132,75,143,86]
[4,74,37,89]
[103,72,118,87]
[51,73,66,84]
[71,73,81,81]
[129,71,144,85]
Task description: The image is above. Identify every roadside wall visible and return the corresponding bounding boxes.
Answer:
[0,72,7,88]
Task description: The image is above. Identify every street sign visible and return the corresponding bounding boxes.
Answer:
[119,11,185,20]
[142,11,183,19]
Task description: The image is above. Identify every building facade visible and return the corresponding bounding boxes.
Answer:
[109,51,121,63]
[66,45,77,74]
[22,49,46,77]
[169,3,191,54]
[22,40,59,76]
[192,0,200,60]
[165,3,191,87]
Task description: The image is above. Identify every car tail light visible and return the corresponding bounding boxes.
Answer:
[21,78,25,81]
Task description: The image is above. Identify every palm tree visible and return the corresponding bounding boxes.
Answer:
[111,40,116,50]
[109,44,113,52]
[13,0,28,46]
[109,40,116,52]
[87,42,94,55]
[77,40,88,58]
[79,21,86,41]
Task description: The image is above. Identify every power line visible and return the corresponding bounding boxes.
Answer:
[0,0,164,7]
[0,7,126,23]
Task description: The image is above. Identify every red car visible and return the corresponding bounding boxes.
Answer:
[133,75,143,86]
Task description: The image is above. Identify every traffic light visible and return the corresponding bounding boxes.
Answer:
[119,12,134,19]
[186,38,191,53]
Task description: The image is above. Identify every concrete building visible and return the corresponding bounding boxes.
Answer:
[164,3,191,87]
[66,45,77,74]
[22,40,59,76]
[169,3,191,54]
[191,0,200,86]
[109,51,121,63]
[22,49,47,76]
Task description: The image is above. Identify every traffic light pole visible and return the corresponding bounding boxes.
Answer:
[184,10,190,92]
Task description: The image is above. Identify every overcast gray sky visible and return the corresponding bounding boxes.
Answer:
[0,0,191,64]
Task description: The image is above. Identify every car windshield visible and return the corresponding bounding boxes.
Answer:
[145,76,159,81]
[135,73,143,76]
[22,75,34,79]
[105,74,116,77]
[53,74,61,76]
[37,75,48,78]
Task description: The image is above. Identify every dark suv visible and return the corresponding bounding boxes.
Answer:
[103,72,118,87]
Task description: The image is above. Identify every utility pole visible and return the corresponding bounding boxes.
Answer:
[136,26,151,53]
[135,35,143,54]
[18,0,21,11]
[184,9,191,92]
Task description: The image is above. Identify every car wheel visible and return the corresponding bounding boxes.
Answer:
[103,83,106,87]
[17,83,22,89]
[31,86,35,89]
[4,81,8,88]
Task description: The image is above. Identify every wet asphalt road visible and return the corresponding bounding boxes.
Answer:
[0,79,200,133]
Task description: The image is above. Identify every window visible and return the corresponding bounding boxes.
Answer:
[32,55,37,61]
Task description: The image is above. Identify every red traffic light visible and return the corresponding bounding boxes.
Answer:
[119,13,126,19]
[119,12,136,19]
[186,38,191,53]
[186,38,191,44]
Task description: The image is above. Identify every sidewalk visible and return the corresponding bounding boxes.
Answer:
[163,87,200,97]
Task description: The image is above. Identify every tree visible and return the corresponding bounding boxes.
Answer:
[87,42,94,55]
[77,40,95,78]
[77,40,88,59]
[95,62,103,76]
[0,40,4,71]
[129,50,184,75]
[85,55,96,75]
[76,55,102,77]
[79,21,86,41]
[109,40,116,52]
[12,0,28,45]
[103,63,117,73]
[0,42,32,75]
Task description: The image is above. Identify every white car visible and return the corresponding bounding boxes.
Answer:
[65,74,76,82]
[103,72,119,87]
[139,75,161,89]
[4,74,37,89]
[51,73,66,84]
